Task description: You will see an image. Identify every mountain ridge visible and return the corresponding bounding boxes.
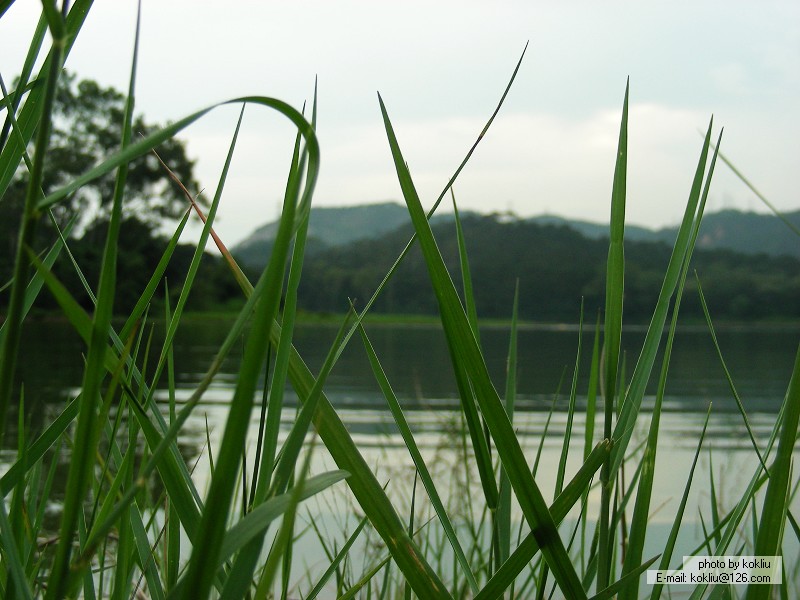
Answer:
[232,202,800,269]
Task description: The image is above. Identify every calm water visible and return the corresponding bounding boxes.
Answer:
[6,317,800,592]
[14,317,799,410]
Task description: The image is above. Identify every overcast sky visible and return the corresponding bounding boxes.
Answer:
[2,1,798,246]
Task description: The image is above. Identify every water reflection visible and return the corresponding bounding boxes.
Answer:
[5,318,798,510]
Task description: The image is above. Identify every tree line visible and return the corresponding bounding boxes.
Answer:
[293,215,800,322]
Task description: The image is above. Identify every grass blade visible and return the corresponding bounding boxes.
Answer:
[598,79,629,592]
[619,130,718,595]
[219,471,349,568]
[45,10,140,592]
[712,142,800,238]
[497,281,519,569]
[205,213,453,598]
[475,439,612,599]
[379,92,587,599]
[305,516,369,600]
[591,555,660,600]
[696,274,768,470]
[746,344,800,600]
[179,107,316,600]
[649,406,712,600]
[221,116,311,594]
[609,121,718,476]
[0,1,66,448]
[0,0,93,194]
[359,322,479,594]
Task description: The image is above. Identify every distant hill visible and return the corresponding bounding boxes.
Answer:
[232,202,800,270]
[233,202,409,268]
[293,214,800,321]
[232,201,480,269]
[685,209,800,258]
[532,209,800,259]
[527,215,664,243]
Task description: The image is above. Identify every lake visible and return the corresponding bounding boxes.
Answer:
[6,317,800,593]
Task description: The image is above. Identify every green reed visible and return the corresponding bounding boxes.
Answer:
[0,3,798,599]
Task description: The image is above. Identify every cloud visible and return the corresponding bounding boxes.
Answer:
[290,104,712,226]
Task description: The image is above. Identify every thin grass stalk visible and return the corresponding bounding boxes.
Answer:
[451,189,500,504]
[179,107,317,600]
[404,472,419,600]
[110,428,136,600]
[305,516,369,600]
[582,315,602,574]
[26,443,53,582]
[377,92,597,596]
[76,508,97,600]
[255,124,309,501]
[163,285,180,592]
[359,322,479,594]
[0,0,93,194]
[695,275,768,470]
[533,371,565,477]
[11,398,32,581]
[557,300,585,496]
[0,14,48,152]
[311,44,528,382]
[475,439,611,599]
[598,79,629,593]
[609,119,716,476]
[591,555,660,600]
[534,303,585,599]
[711,143,800,238]
[250,344,273,504]
[162,470,349,598]
[649,406,712,600]
[746,345,800,600]
[269,310,356,499]
[451,188,505,573]
[253,446,320,598]
[0,213,81,355]
[0,458,33,598]
[0,4,66,447]
[338,555,393,600]
[10,391,26,556]
[477,449,602,597]
[619,128,721,596]
[218,471,350,572]
[686,402,788,599]
[497,281,519,571]
[0,393,78,496]
[452,190,479,340]
[206,247,454,594]
[129,501,167,600]
[47,6,138,594]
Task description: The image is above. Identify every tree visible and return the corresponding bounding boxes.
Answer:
[1,72,199,289]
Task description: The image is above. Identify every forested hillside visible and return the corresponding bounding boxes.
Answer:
[292,215,800,321]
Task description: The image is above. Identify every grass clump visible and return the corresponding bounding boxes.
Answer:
[1,4,798,599]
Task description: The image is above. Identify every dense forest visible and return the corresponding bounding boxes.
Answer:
[291,215,800,322]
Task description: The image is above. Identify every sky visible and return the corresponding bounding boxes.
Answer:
[1,1,798,247]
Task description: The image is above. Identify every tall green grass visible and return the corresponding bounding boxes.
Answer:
[1,3,798,599]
